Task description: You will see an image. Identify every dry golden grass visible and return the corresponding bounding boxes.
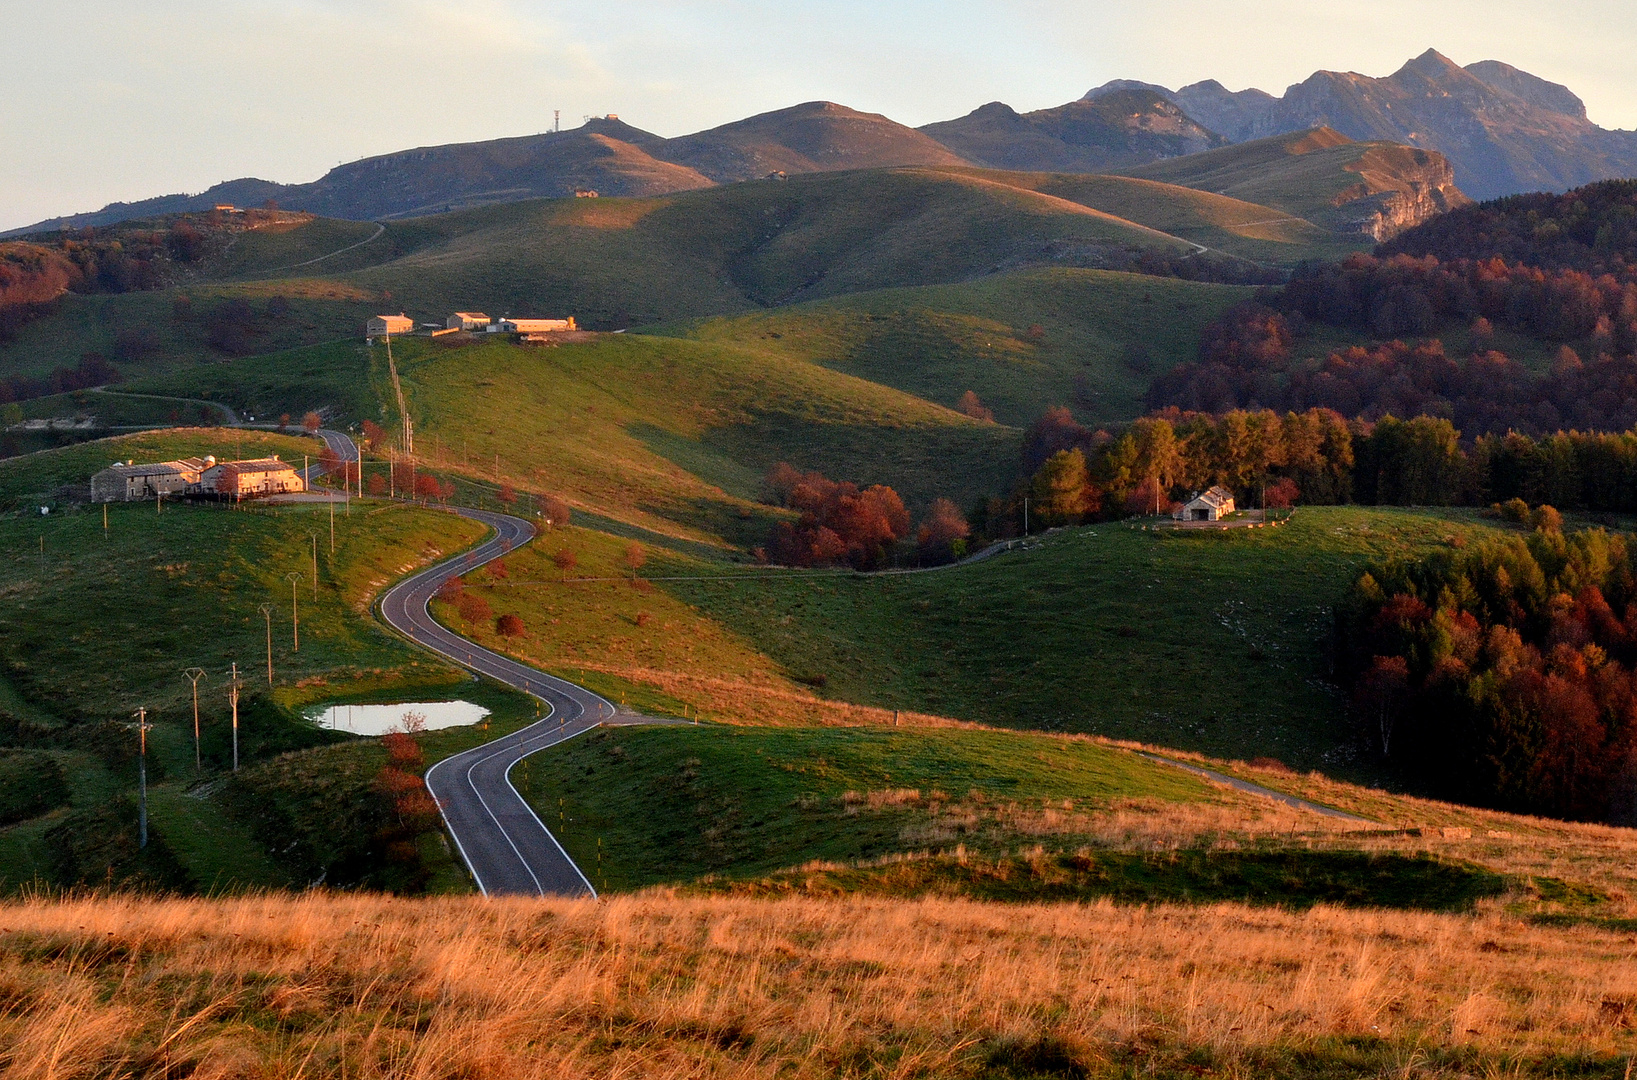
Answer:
[1,890,1633,1078]
[1117,743,1637,918]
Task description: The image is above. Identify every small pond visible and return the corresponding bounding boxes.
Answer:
[307,700,492,737]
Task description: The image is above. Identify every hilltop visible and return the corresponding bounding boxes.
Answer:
[918,88,1223,172]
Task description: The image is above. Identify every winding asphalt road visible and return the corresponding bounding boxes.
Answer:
[378,505,619,897]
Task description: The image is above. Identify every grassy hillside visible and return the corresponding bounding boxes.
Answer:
[1125,128,1471,237]
[669,267,1249,427]
[665,507,1513,773]
[5,794,1637,1076]
[0,279,381,378]
[145,333,1019,544]
[348,167,1201,326]
[441,505,1511,776]
[956,169,1358,264]
[0,434,486,723]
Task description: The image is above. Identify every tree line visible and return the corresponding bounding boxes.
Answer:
[1337,526,1637,823]
[1379,178,1637,281]
[1154,299,1637,438]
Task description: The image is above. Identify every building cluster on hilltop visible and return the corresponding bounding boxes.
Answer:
[365,311,578,341]
[90,455,305,502]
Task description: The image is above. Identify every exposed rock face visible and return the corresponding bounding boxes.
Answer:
[1333,144,1472,241]
[1124,127,1470,240]
[1103,50,1637,201]
[921,89,1223,172]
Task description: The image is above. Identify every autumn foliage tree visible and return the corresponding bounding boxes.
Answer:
[496,613,525,638]
[539,494,571,528]
[623,542,646,580]
[916,498,971,565]
[553,547,578,583]
[1337,528,1637,821]
[457,593,492,626]
[763,464,909,569]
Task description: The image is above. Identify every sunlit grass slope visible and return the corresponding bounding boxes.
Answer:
[666,506,1513,774]
[384,334,1017,542]
[0,431,485,722]
[669,267,1250,426]
[4,842,1637,1076]
[951,168,1357,263]
[350,167,1199,325]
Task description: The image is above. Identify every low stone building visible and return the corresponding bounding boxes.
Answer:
[1174,486,1236,522]
[202,457,306,499]
[446,312,491,331]
[90,457,212,502]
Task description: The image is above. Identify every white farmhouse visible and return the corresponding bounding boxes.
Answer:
[365,314,415,339]
[1173,486,1236,522]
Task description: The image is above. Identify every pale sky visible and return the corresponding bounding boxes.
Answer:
[2,0,1634,231]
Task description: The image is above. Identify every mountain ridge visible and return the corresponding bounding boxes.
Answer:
[17,49,1608,237]
[1090,49,1637,200]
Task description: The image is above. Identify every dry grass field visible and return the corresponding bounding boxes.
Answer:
[1,888,1634,1079]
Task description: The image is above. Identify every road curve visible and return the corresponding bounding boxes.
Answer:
[379,505,616,897]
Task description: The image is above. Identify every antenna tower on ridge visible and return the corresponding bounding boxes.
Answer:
[554,110,560,133]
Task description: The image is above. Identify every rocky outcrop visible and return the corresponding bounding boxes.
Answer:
[1333,144,1472,241]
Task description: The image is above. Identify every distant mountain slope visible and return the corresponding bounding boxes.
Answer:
[344,167,1204,327]
[660,101,966,182]
[1124,128,1471,240]
[920,89,1222,172]
[7,105,968,236]
[1096,50,1637,200]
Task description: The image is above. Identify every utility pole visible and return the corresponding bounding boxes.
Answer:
[311,534,318,599]
[182,668,206,772]
[329,496,335,554]
[103,503,108,537]
[226,663,242,771]
[131,708,152,847]
[259,605,274,685]
[1024,496,1030,537]
[286,573,303,651]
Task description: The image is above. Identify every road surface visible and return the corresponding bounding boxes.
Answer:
[378,505,619,897]
[1136,753,1375,823]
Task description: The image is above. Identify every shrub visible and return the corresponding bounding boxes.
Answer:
[496,613,525,638]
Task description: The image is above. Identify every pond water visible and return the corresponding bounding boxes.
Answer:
[307,700,491,737]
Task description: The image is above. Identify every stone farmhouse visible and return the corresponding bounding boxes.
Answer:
[202,458,306,499]
[1174,486,1236,522]
[91,455,304,502]
[90,457,212,502]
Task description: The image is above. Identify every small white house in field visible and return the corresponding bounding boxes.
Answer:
[365,314,414,339]
[1174,486,1236,522]
[446,312,491,331]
